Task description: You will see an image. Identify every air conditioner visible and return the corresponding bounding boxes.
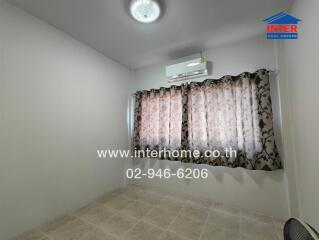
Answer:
[166,54,208,83]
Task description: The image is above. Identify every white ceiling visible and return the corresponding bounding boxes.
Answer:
[9,0,293,69]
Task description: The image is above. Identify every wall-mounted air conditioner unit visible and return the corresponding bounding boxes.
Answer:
[166,53,208,83]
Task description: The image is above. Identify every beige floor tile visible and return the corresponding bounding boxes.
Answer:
[240,232,279,240]
[207,209,240,231]
[121,200,153,219]
[168,215,205,240]
[200,223,240,240]
[240,217,275,237]
[143,207,178,229]
[210,202,226,211]
[274,227,284,240]
[159,231,190,240]
[139,190,165,205]
[156,195,185,213]
[223,214,241,230]
[42,217,94,240]
[74,202,101,216]
[40,215,78,235]
[272,218,286,229]
[100,195,132,210]
[75,203,117,226]
[166,193,188,202]
[124,221,164,240]
[15,231,49,240]
[241,209,273,224]
[20,186,283,240]
[81,227,121,240]
[180,203,209,222]
[121,186,146,200]
[206,208,225,224]
[186,197,213,209]
[211,203,240,216]
[103,213,138,236]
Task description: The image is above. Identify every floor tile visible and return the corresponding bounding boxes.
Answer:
[143,207,178,229]
[124,221,164,240]
[75,203,117,226]
[179,203,209,222]
[200,223,240,240]
[186,197,213,209]
[272,218,286,229]
[15,231,49,240]
[159,231,190,240]
[240,217,276,238]
[103,213,138,237]
[241,209,273,224]
[156,195,185,213]
[168,215,205,240]
[121,186,146,200]
[223,214,241,230]
[207,209,240,231]
[274,227,284,240]
[42,216,94,240]
[19,186,284,240]
[240,232,279,240]
[81,227,121,240]
[99,195,132,210]
[74,202,100,216]
[40,215,78,235]
[211,202,241,217]
[122,200,153,219]
[139,190,165,205]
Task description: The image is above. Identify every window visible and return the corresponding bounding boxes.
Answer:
[132,69,281,171]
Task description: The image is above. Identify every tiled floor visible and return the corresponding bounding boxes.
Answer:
[16,185,285,240]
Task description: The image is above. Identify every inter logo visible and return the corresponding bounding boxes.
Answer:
[263,12,301,40]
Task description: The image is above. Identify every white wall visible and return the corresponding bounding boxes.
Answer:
[276,41,300,218]
[0,1,131,239]
[131,35,290,219]
[283,0,319,229]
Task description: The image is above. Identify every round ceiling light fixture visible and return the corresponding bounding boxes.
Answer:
[130,0,161,23]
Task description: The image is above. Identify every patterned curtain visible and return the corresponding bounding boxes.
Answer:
[133,69,281,171]
[133,86,183,151]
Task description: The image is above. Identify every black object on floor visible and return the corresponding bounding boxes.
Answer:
[284,218,319,240]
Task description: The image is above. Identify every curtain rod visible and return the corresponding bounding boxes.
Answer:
[131,69,279,96]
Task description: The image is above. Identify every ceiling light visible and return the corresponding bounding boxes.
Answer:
[130,0,161,23]
[187,62,200,67]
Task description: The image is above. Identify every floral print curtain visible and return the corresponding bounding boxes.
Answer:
[133,69,281,171]
[135,86,183,151]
